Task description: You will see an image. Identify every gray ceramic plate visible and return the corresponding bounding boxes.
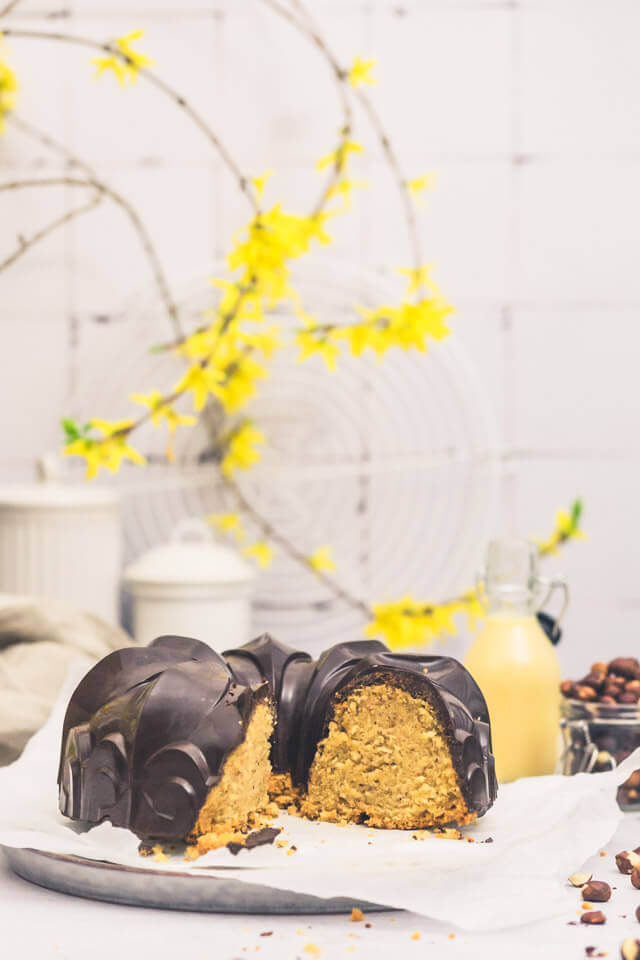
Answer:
[3,846,392,914]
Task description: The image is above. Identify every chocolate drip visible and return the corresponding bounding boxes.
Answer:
[59,634,497,840]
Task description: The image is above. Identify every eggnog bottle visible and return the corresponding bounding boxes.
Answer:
[464,539,565,783]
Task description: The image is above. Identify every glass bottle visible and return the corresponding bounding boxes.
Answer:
[464,538,567,783]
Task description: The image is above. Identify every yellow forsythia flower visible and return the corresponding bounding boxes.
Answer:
[242,541,273,568]
[347,56,377,88]
[0,38,18,133]
[221,422,265,477]
[295,323,339,371]
[406,173,437,199]
[174,364,225,412]
[537,499,585,556]
[130,390,195,461]
[207,512,245,541]
[365,596,458,651]
[251,169,273,201]
[228,205,331,306]
[238,325,282,358]
[213,354,268,413]
[307,546,335,573]
[92,30,154,86]
[316,141,363,172]
[326,178,368,211]
[63,419,146,479]
[397,264,440,297]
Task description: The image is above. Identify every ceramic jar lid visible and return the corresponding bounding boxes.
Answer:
[0,485,117,510]
[123,520,255,593]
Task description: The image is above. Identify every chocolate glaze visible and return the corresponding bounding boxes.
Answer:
[59,634,497,840]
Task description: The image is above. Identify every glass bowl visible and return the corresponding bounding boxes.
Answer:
[560,698,640,810]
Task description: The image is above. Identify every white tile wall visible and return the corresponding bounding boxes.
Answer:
[1,0,639,671]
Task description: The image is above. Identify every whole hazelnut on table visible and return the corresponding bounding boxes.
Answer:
[616,850,640,874]
[632,867,640,890]
[582,880,611,902]
[581,910,606,925]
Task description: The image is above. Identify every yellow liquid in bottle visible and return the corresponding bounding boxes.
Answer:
[464,613,562,783]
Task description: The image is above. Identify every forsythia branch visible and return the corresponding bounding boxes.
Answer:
[0,193,102,273]
[1,27,258,212]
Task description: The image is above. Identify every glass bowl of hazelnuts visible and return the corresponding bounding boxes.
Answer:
[559,656,640,811]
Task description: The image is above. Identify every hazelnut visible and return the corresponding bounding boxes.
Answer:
[625,771,640,789]
[619,691,640,704]
[582,880,611,902]
[621,940,640,960]
[594,750,613,771]
[568,872,592,887]
[576,685,598,702]
[591,661,608,674]
[609,657,639,679]
[560,680,577,698]
[632,868,640,890]
[581,910,606,925]
[615,850,640,874]
[601,695,617,705]
[626,680,640,694]
[581,671,606,691]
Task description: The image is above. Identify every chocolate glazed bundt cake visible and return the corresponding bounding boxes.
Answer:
[58,634,497,847]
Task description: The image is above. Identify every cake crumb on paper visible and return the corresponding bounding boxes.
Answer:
[304,944,322,956]
[411,932,421,940]
[152,844,169,863]
[350,908,364,922]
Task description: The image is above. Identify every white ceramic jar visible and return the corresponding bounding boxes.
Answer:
[123,521,256,649]
[0,481,121,624]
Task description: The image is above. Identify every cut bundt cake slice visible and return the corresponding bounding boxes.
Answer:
[58,635,275,844]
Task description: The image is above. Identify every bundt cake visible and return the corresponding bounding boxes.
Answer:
[58,634,497,846]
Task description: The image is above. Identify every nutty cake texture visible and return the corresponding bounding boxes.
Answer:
[58,634,497,843]
[301,682,472,828]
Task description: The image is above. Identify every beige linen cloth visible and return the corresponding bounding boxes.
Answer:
[0,594,130,765]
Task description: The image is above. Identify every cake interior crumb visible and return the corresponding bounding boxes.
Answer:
[188,701,274,854]
[297,681,473,829]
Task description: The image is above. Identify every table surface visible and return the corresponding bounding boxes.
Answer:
[2,815,639,960]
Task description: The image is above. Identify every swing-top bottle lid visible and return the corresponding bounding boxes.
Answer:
[484,538,539,599]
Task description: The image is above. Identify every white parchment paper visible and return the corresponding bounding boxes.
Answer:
[1,660,638,931]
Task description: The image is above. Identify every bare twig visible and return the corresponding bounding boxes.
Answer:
[223,473,373,619]
[0,0,23,16]
[1,27,257,212]
[260,0,353,215]
[7,113,184,340]
[0,193,102,272]
[270,0,423,273]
